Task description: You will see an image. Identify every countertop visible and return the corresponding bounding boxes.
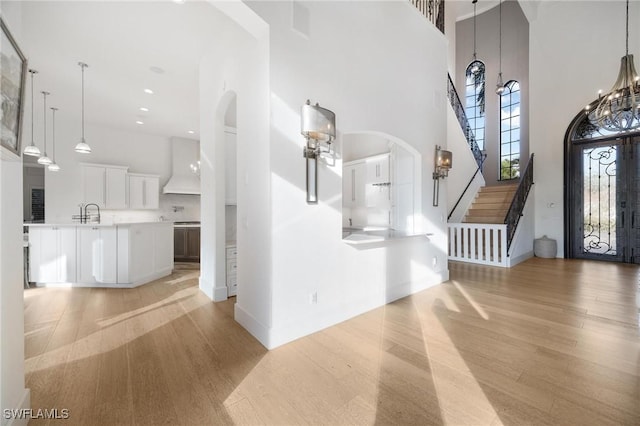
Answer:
[342,227,432,245]
[24,221,174,227]
[173,221,201,228]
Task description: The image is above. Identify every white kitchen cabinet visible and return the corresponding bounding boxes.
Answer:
[226,245,237,296]
[365,154,391,208]
[29,226,77,284]
[225,128,237,205]
[117,223,173,285]
[343,161,366,208]
[82,163,128,209]
[366,154,390,184]
[77,227,117,284]
[128,173,160,210]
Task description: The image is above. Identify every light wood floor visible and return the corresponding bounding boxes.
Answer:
[24,258,640,425]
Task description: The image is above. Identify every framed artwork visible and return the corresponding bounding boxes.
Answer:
[0,16,27,157]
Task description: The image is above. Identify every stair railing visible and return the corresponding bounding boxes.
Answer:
[446,73,484,168]
[447,162,484,221]
[410,0,445,34]
[504,153,534,251]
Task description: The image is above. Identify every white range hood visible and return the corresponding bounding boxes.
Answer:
[163,138,201,195]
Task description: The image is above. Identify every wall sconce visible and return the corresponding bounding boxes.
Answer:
[433,145,452,206]
[301,99,336,204]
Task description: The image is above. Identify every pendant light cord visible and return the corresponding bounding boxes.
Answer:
[42,92,48,153]
[30,70,36,144]
[51,108,56,159]
[499,0,502,74]
[81,64,85,140]
[473,0,477,59]
[625,0,629,56]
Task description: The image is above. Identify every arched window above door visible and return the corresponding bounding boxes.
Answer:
[465,60,485,151]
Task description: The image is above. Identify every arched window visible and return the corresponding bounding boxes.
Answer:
[465,60,485,151]
[500,80,520,180]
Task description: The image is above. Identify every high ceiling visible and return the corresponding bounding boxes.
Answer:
[20,1,236,142]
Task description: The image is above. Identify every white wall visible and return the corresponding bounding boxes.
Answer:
[0,1,31,423]
[243,0,449,349]
[42,118,200,224]
[529,1,640,257]
[446,105,485,222]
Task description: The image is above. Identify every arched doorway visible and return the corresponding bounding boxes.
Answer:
[564,107,640,263]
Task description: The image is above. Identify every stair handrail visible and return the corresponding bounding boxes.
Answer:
[447,159,485,221]
[446,73,484,168]
[504,153,535,251]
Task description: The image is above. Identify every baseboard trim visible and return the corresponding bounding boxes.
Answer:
[234,304,271,349]
[6,388,30,426]
[213,285,228,302]
[508,250,534,267]
[199,276,214,300]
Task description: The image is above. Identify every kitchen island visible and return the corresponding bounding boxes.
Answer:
[25,221,173,288]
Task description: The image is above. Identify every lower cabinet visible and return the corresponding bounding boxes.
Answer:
[29,226,77,284]
[117,223,174,285]
[77,227,117,284]
[174,227,200,262]
[226,244,237,296]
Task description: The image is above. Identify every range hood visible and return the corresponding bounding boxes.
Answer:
[163,138,201,195]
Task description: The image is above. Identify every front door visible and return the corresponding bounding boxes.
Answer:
[568,136,640,263]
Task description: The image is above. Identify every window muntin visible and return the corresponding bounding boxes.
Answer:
[500,80,521,180]
[465,60,485,151]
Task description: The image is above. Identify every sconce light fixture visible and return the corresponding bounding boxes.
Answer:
[433,145,452,206]
[301,99,336,204]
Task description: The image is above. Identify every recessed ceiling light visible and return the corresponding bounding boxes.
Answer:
[173,0,186,4]
[136,120,144,125]
[187,130,195,134]
[149,66,165,74]
[144,89,154,95]
[139,107,149,112]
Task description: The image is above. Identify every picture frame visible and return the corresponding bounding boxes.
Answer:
[0,16,27,157]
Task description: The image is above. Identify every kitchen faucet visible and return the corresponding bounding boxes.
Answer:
[83,203,101,224]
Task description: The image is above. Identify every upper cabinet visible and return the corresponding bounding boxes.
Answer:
[81,163,128,209]
[366,154,390,184]
[128,173,160,210]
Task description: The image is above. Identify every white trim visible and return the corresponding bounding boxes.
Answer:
[213,285,228,302]
[507,250,533,267]
[199,276,214,300]
[234,304,271,349]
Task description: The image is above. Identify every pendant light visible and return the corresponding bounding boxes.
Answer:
[37,91,52,165]
[74,62,91,154]
[470,0,480,73]
[586,0,640,131]
[495,0,505,95]
[48,107,60,172]
[23,69,41,157]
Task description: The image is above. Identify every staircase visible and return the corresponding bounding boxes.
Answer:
[463,184,518,224]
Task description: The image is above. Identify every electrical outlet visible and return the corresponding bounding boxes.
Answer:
[309,291,318,304]
[432,256,438,267]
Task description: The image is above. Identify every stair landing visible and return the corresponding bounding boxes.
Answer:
[463,184,518,224]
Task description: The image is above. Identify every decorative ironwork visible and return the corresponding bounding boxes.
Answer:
[582,146,617,256]
[573,99,633,142]
[447,73,484,168]
[410,0,445,34]
[505,153,534,250]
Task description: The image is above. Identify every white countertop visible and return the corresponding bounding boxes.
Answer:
[24,221,174,227]
[342,228,432,245]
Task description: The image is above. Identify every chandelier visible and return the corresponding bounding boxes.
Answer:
[586,0,640,132]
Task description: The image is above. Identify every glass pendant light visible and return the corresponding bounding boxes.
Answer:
[37,91,52,165]
[23,69,41,157]
[74,62,91,154]
[48,107,60,172]
[495,0,505,95]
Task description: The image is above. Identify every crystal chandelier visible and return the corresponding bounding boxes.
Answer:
[586,0,640,132]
